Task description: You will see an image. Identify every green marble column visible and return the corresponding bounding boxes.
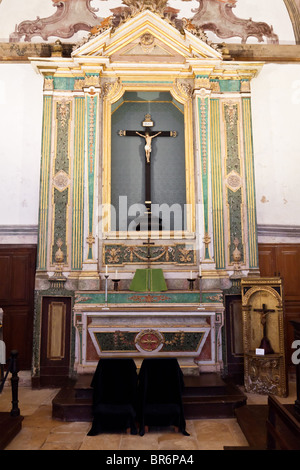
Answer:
[37,94,53,270]
[210,98,226,269]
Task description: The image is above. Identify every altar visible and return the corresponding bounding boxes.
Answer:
[73,290,224,373]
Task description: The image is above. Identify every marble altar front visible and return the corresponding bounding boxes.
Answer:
[73,290,224,373]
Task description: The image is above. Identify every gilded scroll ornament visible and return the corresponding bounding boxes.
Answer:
[121,0,169,17]
[203,232,211,251]
[176,79,193,100]
[103,78,122,99]
[86,232,95,250]
[104,243,195,265]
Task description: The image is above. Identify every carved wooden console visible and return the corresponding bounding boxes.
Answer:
[241,278,288,397]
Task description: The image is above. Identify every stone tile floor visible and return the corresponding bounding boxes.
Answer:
[0,380,296,451]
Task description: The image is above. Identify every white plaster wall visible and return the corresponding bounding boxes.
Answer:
[0,0,55,42]
[0,64,43,226]
[0,61,299,239]
[251,63,300,227]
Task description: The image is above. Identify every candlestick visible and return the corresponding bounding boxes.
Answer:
[112,279,120,291]
[105,265,108,275]
[102,273,110,310]
[197,270,205,310]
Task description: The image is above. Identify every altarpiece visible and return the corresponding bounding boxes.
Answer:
[30,4,263,384]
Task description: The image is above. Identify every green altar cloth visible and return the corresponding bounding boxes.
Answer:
[129,269,167,292]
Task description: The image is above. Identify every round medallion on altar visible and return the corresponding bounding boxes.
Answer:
[135,329,164,353]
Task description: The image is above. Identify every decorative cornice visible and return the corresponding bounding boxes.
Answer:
[3,42,300,63]
[0,225,38,243]
[0,225,38,236]
[257,224,300,239]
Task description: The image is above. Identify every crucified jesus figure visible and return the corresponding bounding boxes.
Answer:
[135,130,161,163]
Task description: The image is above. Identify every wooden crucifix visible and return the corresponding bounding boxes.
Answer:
[254,303,276,354]
[118,114,177,230]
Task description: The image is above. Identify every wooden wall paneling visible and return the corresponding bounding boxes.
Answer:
[39,296,72,387]
[285,300,300,369]
[0,245,36,370]
[258,244,300,370]
[276,246,300,300]
[258,244,277,277]
[224,295,244,382]
[0,254,12,301]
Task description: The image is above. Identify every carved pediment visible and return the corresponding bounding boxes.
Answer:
[72,9,223,64]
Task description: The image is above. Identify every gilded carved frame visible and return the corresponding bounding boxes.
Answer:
[241,277,288,397]
[101,79,195,239]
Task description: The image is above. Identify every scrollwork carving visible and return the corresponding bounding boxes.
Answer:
[191,0,278,44]
[175,79,193,100]
[102,78,122,100]
[9,0,103,43]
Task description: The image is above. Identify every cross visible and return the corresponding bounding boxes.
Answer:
[143,237,155,262]
[254,304,275,336]
[118,114,177,231]
[254,303,276,354]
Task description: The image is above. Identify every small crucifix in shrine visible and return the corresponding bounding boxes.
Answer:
[118,114,177,231]
[254,303,276,354]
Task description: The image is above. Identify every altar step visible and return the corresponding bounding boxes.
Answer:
[0,413,24,450]
[52,373,247,422]
[224,405,268,450]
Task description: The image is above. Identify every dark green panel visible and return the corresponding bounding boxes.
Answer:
[52,187,69,264]
[111,91,186,231]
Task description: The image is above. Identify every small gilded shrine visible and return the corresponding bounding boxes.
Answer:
[242,277,288,397]
[30,2,263,383]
